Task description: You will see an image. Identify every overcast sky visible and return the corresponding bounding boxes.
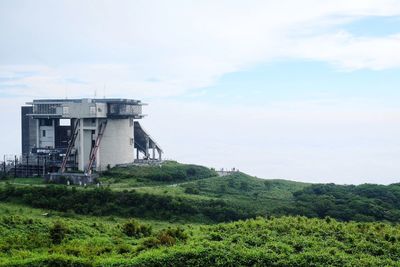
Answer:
[1,0,400,184]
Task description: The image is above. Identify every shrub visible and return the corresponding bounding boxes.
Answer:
[50,221,69,244]
[157,226,188,246]
[122,219,152,238]
[184,186,199,194]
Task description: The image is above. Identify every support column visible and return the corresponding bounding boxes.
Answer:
[79,118,84,171]
[36,120,40,148]
[95,119,100,171]
[152,146,155,160]
[145,137,149,159]
[52,119,55,149]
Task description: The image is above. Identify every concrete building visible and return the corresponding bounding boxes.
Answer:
[21,98,162,174]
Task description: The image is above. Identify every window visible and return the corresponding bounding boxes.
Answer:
[59,119,71,126]
[129,118,134,127]
[40,119,52,126]
[130,138,134,145]
[89,106,96,116]
[42,130,46,137]
[62,106,69,115]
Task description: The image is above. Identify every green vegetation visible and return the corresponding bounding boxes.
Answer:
[1,203,400,266]
[2,162,400,266]
[0,184,253,223]
[180,172,309,214]
[100,161,217,188]
[285,183,400,222]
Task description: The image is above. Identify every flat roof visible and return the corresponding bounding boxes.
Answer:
[26,98,143,105]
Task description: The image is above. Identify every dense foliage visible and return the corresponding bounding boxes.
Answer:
[3,162,400,266]
[0,184,254,223]
[284,183,400,222]
[180,172,308,214]
[101,161,217,186]
[1,207,400,266]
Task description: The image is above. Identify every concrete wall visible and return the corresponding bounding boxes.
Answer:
[39,125,54,148]
[64,101,107,118]
[98,118,134,170]
[21,106,37,154]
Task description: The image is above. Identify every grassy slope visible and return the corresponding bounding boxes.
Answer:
[3,162,400,224]
[99,161,218,189]
[179,172,309,213]
[2,162,400,265]
[0,162,312,222]
[1,203,400,266]
[99,162,308,215]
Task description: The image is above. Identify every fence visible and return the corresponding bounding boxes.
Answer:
[0,154,59,178]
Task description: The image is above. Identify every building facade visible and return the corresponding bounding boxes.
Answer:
[21,98,162,173]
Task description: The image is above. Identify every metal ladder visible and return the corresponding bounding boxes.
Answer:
[85,120,108,174]
[60,119,80,173]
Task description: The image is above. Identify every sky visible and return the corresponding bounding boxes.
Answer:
[1,0,400,184]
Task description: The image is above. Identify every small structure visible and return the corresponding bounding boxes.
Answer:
[20,98,163,181]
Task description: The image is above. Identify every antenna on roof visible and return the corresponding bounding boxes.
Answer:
[94,89,97,98]
[103,83,106,99]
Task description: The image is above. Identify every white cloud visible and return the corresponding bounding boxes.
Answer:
[288,32,400,70]
[145,99,400,185]
[1,0,400,97]
[1,1,400,183]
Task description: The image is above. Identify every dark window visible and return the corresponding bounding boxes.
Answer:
[42,130,46,137]
[40,119,52,126]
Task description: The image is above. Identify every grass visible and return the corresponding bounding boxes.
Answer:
[179,172,310,214]
[0,177,45,185]
[0,163,309,219]
[1,203,400,266]
[99,160,218,188]
[2,162,400,266]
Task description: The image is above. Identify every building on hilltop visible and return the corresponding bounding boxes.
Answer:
[21,98,162,175]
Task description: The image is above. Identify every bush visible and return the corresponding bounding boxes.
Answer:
[0,185,252,223]
[50,221,69,244]
[184,186,199,194]
[122,219,152,238]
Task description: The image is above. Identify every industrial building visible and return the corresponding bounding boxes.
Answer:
[20,98,162,176]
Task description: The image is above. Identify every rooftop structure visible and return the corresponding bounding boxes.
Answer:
[21,98,162,174]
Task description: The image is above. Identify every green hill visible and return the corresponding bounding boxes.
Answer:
[1,203,399,266]
[99,161,218,188]
[2,161,400,266]
[2,162,400,223]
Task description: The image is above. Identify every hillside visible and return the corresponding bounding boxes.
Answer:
[2,161,400,223]
[2,161,400,266]
[1,203,400,266]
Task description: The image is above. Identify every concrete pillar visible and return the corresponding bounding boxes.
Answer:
[95,119,100,171]
[79,118,84,171]
[145,137,149,159]
[152,146,155,159]
[52,119,55,149]
[36,120,40,148]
